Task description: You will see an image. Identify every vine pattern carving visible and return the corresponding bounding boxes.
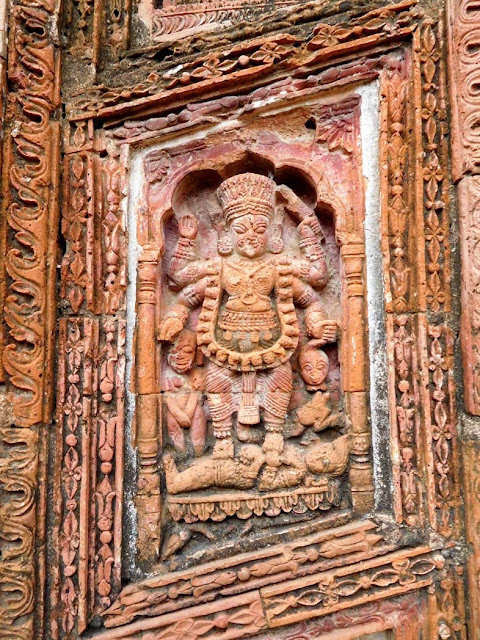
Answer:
[382,59,411,313]
[2,0,60,425]
[0,425,38,640]
[55,317,125,635]
[420,21,451,314]
[393,315,420,527]
[261,550,444,627]
[102,152,126,314]
[61,153,95,314]
[427,324,459,538]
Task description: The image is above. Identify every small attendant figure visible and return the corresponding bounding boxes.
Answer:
[164,329,207,456]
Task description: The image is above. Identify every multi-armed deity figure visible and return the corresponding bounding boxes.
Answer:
[158,173,337,473]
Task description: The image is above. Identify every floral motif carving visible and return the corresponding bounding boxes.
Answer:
[381,59,411,313]
[102,152,126,314]
[307,2,420,52]
[61,153,96,314]
[419,21,451,314]
[311,97,360,155]
[104,521,384,628]
[93,319,125,613]
[254,594,425,639]
[426,324,459,538]
[392,315,421,526]
[55,317,125,633]
[56,319,96,636]
[430,564,467,640]
[67,3,421,119]
[164,35,296,90]
[262,549,444,627]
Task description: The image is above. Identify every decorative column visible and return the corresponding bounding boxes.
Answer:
[341,242,374,513]
[135,245,161,564]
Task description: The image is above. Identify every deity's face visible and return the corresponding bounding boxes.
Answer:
[168,330,196,374]
[299,346,329,390]
[230,213,270,258]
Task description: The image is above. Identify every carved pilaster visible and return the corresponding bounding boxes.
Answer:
[135,246,161,565]
[341,243,373,513]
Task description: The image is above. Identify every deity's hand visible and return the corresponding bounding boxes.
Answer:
[277,184,300,209]
[298,215,323,238]
[277,185,315,222]
[178,214,198,240]
[157,317,184,342]
[309,320,338,345]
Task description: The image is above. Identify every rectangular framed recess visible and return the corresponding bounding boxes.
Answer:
[49,8,464,640]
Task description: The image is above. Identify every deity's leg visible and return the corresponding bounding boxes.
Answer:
[262,363,293,465]
[205,361,235,458]
[237,370,263,443]
[190,402,207,456]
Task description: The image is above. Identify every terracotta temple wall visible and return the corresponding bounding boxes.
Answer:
[0,0,480,639]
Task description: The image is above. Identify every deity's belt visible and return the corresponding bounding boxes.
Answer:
[218,309,278,331]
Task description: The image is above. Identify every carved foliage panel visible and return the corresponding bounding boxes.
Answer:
[53,317,125,637]
[380,19,457,540]
[1,0,61,426]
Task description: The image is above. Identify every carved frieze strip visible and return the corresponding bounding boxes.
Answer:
[428,563,467,640]
[67,2,422,120]
[96,591,267,640]
[416,19,451,315]
[386,313,423,528]
[54,317,125,636]
[380,54,414,314]
[109,61,381,148]
[60,152,99,315]
[64,119,95,155]
[2,0,61,426]
[418,318,460,539]
[253,593,427,640]
[0,425,38,640]
[101,150,127,314]
[103,520,387,628]
[451,147,480,414]
[97,548,441,640]
[64,0,130,64]
[54,318,98,637]
[152,0,301,42]
[447,0,480,180]
[92,318,125,615]
[60,138,127,315]
[463,441,480,639]
[448,0,480,416]
[260,547,443,628]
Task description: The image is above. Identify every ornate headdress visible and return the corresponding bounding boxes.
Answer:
[216,173,276,225]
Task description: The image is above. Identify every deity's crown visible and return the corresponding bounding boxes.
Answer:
[216,173,276,225]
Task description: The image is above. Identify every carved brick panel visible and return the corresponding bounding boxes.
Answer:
[0,1,471,639]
